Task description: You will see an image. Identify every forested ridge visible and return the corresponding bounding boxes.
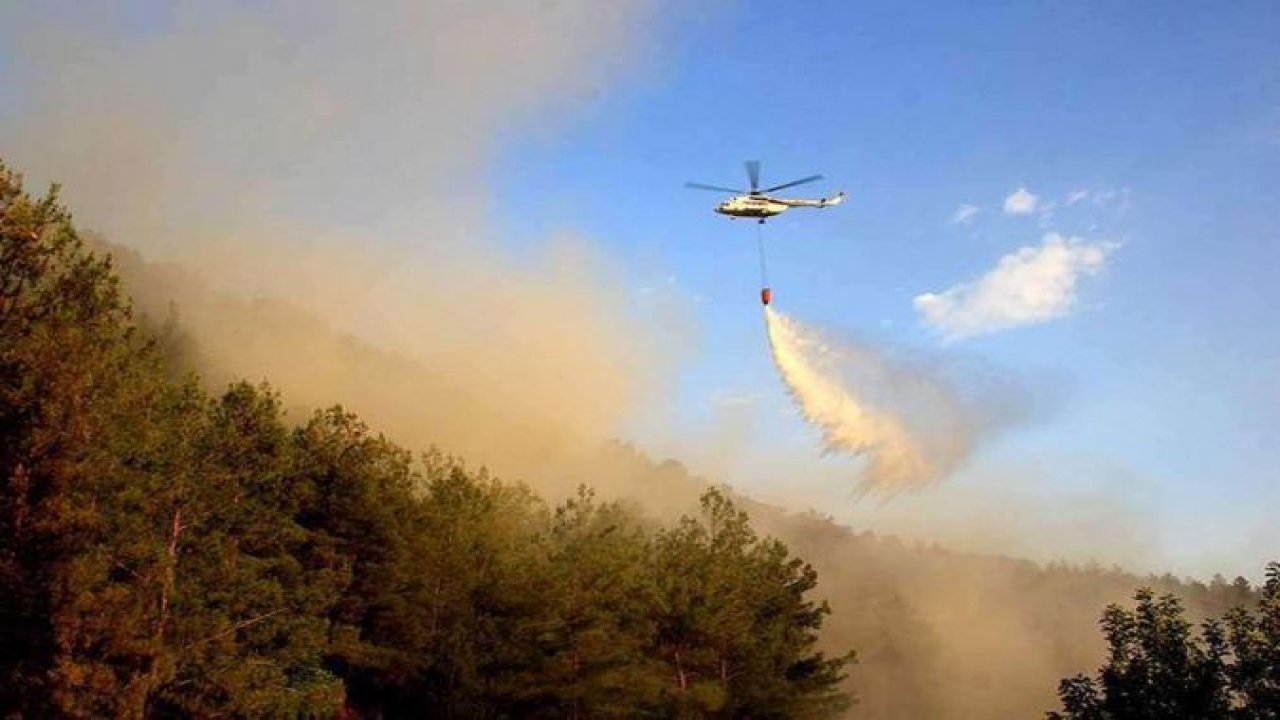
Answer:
[3,158,1275,719]
[0,163,849,717]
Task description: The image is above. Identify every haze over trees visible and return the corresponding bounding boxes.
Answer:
[3,157,1274,719]
[0,161,850,717]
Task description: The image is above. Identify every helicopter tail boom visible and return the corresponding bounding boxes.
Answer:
[774,191,846,208]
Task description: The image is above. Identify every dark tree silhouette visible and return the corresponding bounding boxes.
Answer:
[1048,562,1280,720]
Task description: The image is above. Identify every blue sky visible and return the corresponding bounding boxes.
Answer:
[2,0,1277,576]
[496,0,1280,574]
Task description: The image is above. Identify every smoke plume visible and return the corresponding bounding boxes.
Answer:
[0,0,684,486]
[0,9,1209,718]
[764,307,985,494]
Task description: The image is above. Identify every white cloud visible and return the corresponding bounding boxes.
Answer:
[1063,186,1132,211]
[949,204,980,224]
[1003,187,1040,215]
[914,233,1112,340]
[1093,187,1132,211]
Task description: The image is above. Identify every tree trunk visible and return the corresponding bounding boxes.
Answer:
[155,506,183,640]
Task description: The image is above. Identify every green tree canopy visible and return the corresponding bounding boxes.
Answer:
[1,158,852,717]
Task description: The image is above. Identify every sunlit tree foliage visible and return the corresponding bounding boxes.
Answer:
[0,158,851,717]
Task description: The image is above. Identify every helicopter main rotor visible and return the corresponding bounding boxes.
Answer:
[686,160,824,196]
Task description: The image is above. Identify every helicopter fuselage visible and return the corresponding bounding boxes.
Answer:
[715,191,845,220]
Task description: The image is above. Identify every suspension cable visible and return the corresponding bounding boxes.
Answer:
[756,221,769,287]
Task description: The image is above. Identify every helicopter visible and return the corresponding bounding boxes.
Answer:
[686,160,844,223]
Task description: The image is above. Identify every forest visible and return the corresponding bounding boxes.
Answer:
[0,163,847,717]
[2,158,1277,718]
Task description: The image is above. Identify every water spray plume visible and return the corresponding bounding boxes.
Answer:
[764,306,941,494]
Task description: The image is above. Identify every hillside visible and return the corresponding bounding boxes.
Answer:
[95,224,1262,719]
[3,164,850,718]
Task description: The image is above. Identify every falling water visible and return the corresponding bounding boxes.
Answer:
[764,306,957,494]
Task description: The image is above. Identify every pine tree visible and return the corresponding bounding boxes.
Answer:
[0,162,174,716]
[291,406,430,716]
[145,383,344,717]
[497,486,665,718]
[652,488,852,718]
